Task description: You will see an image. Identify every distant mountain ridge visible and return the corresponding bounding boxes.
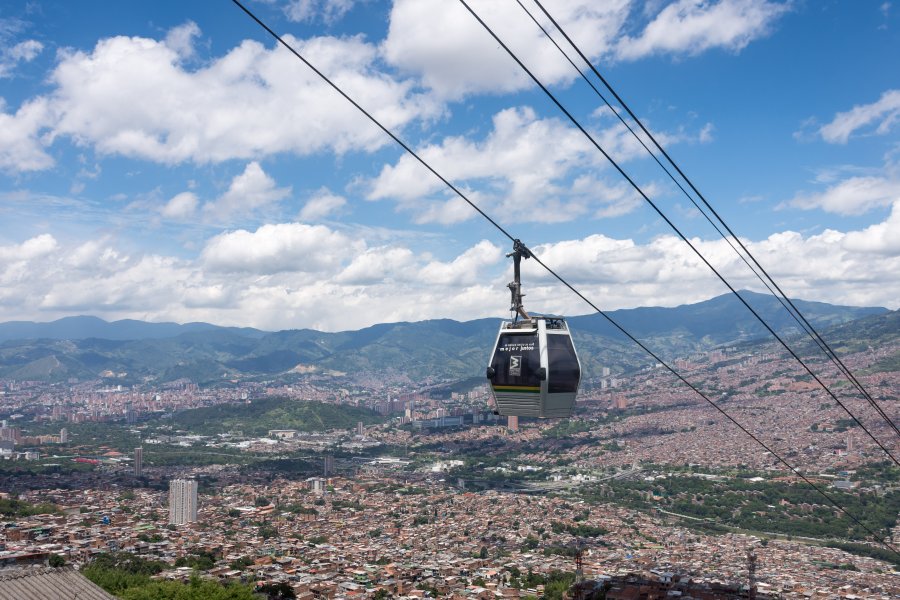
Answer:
[0,291,891,384]
[0,315,265,343]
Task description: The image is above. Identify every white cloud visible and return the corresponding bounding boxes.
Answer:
[284,0,358,23]
[298,188,347,221]
[383,0,787,99]
[616,0,790,60]
[419,240,502,286]
[842,200,900,255]
[4,209,900,330]
[0,226,501,329]
[0,26,437,171]
[383,0,631,99]
[517,213,900,317]
[9,39,43,62]
[39,254,189,313]
[202,162,291,222]
[164,21,201,60]
[0,38,43,78]
[819,89,900,144]
[335,246,416,284]
[368,106,664,224]
[0,98,54,172]
[788,173,900,215]
[161,191,199,220]
[570,175,648,218]
[200,222,362,274]
[65,239,128,273]
[413,196,483,226]
[0,233,58,262]
[285,0,316,21]
[0,234,60,308]
[0,3,763,175]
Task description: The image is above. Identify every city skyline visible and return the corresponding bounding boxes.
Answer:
[2,332,898,595]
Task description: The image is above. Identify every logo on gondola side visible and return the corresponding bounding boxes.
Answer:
[509,355,522,376]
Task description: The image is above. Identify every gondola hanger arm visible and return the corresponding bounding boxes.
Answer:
[507,239,532,322]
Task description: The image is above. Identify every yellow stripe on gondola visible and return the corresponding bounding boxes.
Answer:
[493,385,541,393]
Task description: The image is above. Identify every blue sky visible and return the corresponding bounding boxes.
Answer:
[0,0,898,331]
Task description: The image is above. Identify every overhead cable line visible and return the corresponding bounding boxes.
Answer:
[229,2,517,248]
[456,0,900,467]
[231,0,900,554]
[519,0,900,442]
[509,0,794,349]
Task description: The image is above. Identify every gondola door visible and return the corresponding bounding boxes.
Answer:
[488,322,545,417]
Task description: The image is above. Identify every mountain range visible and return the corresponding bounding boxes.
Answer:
[0,291,892,384]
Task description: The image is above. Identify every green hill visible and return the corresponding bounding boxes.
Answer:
[164,397,383,435]
[0,292,891,384]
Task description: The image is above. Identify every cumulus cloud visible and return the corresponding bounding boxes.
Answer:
[570,175,649,218]
[0,3,774,174]
[161,191,199,220]
[202,162,291,222]
[335,246,416,285]
[39,254,190,313]
[164,21,201,60]
[368,106,666,224]
[419,240,503,286]
[284,0,358,23]
[64,238,130,277]
[0,98,54,172]
[0,23,438,172]
[842,199,900,255]
[0,228,508,330]
[616,0,790,60]
[383,0,631,99]
[518,213,900,317]
[0,38,43,78]
[3,209,900,331]
[298,188,347,221]
[200,222,362,274]
[369,107,587,199]
[383,0,787,99]
[787,172,900,215]
[0,233,58,262]
[819,89,900,144]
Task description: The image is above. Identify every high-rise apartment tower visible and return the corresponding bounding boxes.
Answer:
[168,479,198,525]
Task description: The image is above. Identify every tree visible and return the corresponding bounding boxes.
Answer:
[521,536,539,551]
[255,496,270,507]
[87,552,165,576]
[258,581,296,599]
[229,557,254,570]
[49,554,66,568]
[174,552,216,571]
[259,524,277,540]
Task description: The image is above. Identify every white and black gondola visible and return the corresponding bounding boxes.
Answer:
[486,241,581,418]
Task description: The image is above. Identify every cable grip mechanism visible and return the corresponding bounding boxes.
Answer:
[507,239,532,322]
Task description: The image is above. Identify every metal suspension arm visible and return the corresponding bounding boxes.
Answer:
[507,239,532,321]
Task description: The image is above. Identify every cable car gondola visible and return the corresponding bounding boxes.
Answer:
[486,241,581,418]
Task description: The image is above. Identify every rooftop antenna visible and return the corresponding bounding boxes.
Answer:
[570,537,586,600]
[574,537,584,584]
[747,548,757,600]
